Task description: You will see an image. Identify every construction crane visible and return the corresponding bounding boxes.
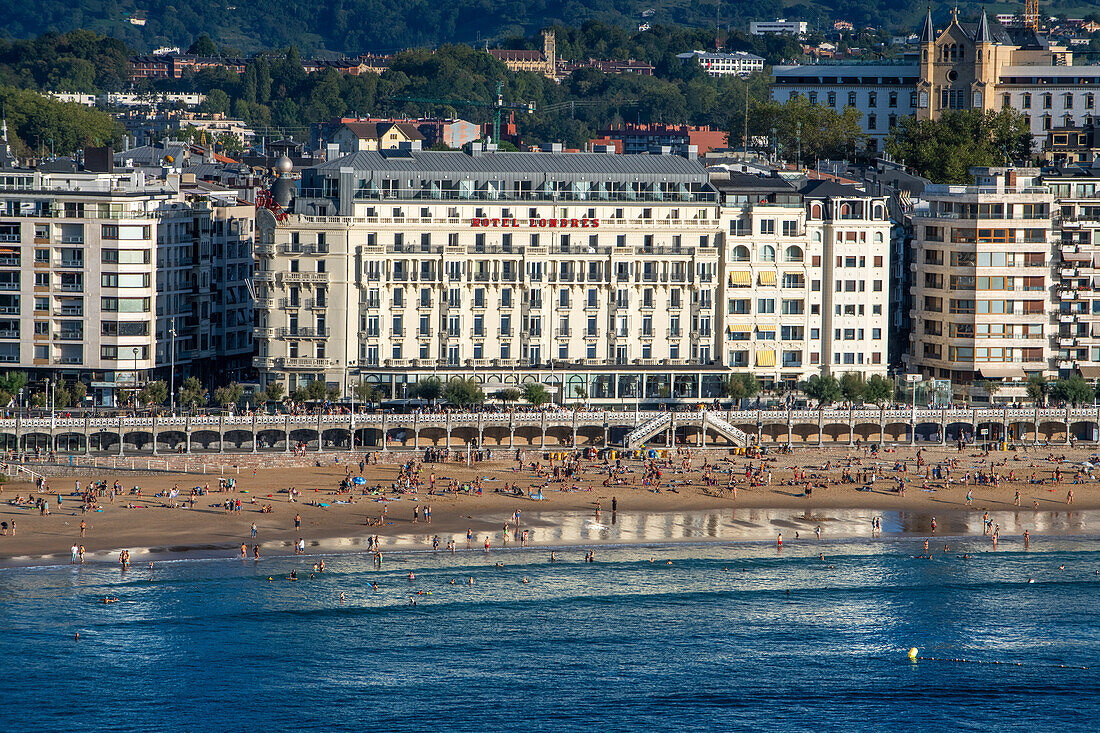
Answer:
[387,81,535,144]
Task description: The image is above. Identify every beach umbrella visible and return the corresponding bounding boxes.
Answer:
[352,476,366,485]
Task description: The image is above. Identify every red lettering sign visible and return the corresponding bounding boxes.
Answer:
[471,218,601,228]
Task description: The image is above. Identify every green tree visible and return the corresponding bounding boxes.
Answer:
[140,380,168,409]
[70,379,87,408]
[838,372,865,403]
[721,373,761,401]
[885,109,1031,184]
[522,382,551,407]
[573,385,588,403]
[411,376,443,403]
[748,96,867,162]
[864,375,893,406]
[198,88,230,115]
[442,377,485,408]
[179,376,207,409]
[188,35,220,57]
[801,375,841,406]
[353,380,380,405]
[0,371,27,405]
[213,382,244,409]
[975,379,1000,404]
[1050,376,1094,406]
[1026,374,1049,406]
[262,382,285,404]
[495,387,522,404]
[304,379,328,401]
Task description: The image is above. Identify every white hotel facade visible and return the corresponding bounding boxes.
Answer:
[253,148,889,403]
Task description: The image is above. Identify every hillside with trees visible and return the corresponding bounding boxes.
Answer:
[1,0,946,55]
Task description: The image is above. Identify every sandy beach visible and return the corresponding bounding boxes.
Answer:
[2,443,1099,563]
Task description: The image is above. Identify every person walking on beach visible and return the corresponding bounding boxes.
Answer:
[79,520,86,537]
[251,523,257,539]
[1067,489,1074,505]
[70,543,78,563]
[930,517,937,534]
[294,514,301,531]
[1024,530,1030,548]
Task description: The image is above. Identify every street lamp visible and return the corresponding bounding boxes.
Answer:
[133,347,140,408]
[168,317,176,415]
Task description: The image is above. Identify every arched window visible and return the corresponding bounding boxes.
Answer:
[809,202,823,219]
[812,231,822,243]
[761,245,776,262]
[873,205,885,220]
[731,245,750,262]
[784,245,804,263]
[874,232,884,243]
[840,203,852,218]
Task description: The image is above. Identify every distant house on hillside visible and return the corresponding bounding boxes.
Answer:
[330,121,425,154]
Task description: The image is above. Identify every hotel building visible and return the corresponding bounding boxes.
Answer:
[253,148,890,402]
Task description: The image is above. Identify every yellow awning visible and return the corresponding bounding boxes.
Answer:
[756,349,776,367]
[728,271,751,287]
[756,324,776,332]
[758,271,776,286]
[727,324,752,333]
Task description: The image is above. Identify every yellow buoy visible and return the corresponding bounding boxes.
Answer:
[908,647,919,660]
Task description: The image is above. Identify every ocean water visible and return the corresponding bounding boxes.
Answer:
[3,536,1100,732]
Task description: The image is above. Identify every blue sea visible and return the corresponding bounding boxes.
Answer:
[3,534,1100,732]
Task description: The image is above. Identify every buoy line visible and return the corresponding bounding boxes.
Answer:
[908,655,1089,670]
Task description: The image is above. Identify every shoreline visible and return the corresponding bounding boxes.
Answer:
[3,504,1097,570]
[3,443,1099,568]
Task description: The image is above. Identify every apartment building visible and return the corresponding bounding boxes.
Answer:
[750,19,808,35]
[1042,166,1100,379]
[715,173,891,389]
[0,165,254,405]
[676,50,765,78]
[908,167,1054,393]
[253,148,729,404]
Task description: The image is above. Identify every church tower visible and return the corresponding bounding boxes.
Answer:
[917,9,935,120]
[542,30,557,79]
[972,9,996,112]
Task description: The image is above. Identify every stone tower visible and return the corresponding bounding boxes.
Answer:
[542,30,557,78]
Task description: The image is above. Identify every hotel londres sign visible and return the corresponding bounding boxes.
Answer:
[470,217,600,228]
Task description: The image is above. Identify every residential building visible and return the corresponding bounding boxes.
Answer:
[750,19,808,36]
[0,163,254,406]
[1042,166,1100,380]
[908,167,1054,395]
[596,124,729,155]
[676,50,765,78]
[716,173,891,388]
[557,58,655,77]
[328,121,425,154]
[1042,124,1100,165]
[772,8,1087,151]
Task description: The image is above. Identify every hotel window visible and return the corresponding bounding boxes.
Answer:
[1088,93,1096,109]
[1043,93,1052,109]
[867,114,877,130]
[827,92,836,107]
[1023,93,1031,109]
[847,91,856,106]
[888,91,898,108]
[808,92,817,105]
[868,92,877,107]
[1064,93,1074,109]
[1002,93,1011,109]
